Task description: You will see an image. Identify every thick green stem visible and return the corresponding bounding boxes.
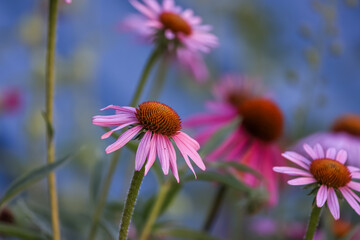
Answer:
[203,185,227,232]
[139,181,171,240]
[119,167,145,240]
[304,205,322,240]
[45,0,60,239]
[88,47,162,240]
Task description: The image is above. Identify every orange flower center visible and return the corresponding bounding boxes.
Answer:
[159,12,192,35]
[309,158,351,188]
[238,98,283,142]
[227,91,252,108]
[332,114,360,137]
[332,220,352,238]
[135,101,181,136]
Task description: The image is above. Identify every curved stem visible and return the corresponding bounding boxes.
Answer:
[203,185,227,232]
[304,204,322,240]
[119,167,145,240]
[139,181,171,240]
[45,0,60,239]
[88,47,162,240]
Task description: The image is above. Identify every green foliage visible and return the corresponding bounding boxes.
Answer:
[0,223,49,240]
[154,228,219,240]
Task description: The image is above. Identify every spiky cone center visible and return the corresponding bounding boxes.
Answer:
[135,101,181,137]
[332,114,360,137]
[238,98,283,142]
[310,158,351,188]
[159,12,192,36]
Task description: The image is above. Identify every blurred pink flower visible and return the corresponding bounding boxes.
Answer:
[122,0,218,82]
[295,114,360,168]
[65,0,71,3]
[184,75,284,205]
[0,88,21,114]
[92,101,205,182]
[274,143,360,220]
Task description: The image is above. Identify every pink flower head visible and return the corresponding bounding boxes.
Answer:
[65,0,71,3]
[274,143,360,220]
[122,0,218,82]
[184,75,284,205]
[0,88,21,114]
[92,101,205,182]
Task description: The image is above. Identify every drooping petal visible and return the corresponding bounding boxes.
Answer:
[175,131,200,151]
[145,134,157,176]
[173,134,205,170]
[156,134,170,175]
[316,185,328,207]
[303,144,317,160]
[348,166,360,173]
[281,152,310,170]
[336,150,347,164]
[135,131,152,171]
[287,177,317,186]
[351,172,360,179]
[166,138,179,182]
[206,129,240,161]
[272,167,312,177]
[101,121,138,139]
[130,0,157,19]
[327,187,340,220]
[326,148,336,159]
[339,187,360,215]
[100,105,136,113]
[347,181,360,192]
[105,125,142,154]
[314,144,325,158]
[92,114,137,127]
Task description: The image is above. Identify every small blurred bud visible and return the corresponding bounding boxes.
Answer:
[0,208,15,224]
[332,219,352,238]
[0,88,22,114]
[305,48,321,69]
[19,15,44,47]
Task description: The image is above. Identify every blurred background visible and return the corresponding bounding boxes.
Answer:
[1,0,360,239]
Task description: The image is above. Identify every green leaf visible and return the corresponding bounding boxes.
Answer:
[89,160,106,204]
[0,223,48,240]
[155,228,218,240]
[210,162,263,179]
[186,171,251,193]
[0,154,73,208]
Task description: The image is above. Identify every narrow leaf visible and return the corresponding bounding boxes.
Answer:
[210,162,263,179]
[0,154,73,208]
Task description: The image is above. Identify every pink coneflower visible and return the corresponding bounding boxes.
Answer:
[295,114,360,167]
[274,143,360,220]
[122,0,218,82]
[184,75,284,205]
[92,101,205,182]
[0,88,21,114]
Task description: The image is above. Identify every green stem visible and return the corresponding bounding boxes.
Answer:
[139,181,171,240]
[119,167,145,240]
[304,205,322,240]
[148,55,169,101]
[202,185,227,232]
[45,0,60,239]
[88,47,162,240]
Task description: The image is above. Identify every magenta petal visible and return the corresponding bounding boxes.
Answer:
[282,152,310,170]
[347,181,360,192]
[351,172,360,179]
[175,131,200,151]
[166,138,179,182]
[303,144,317,160]
[273,167,312,177]
[314,144,325,158]
[135,131,152,171]
[326,148,336,159]
[339,187,360,215]
[316,185,328,207]
[336,150,347,164]
[105,125,142,154]
[327,188,340,220]
[100,105,136,113]
[156,134,170,175]
[130,0,156,19]
[145,135,157,176]
[288,177,317,186]
[348,166,360,173]
[101,121,138,139]
[173,134,205,171]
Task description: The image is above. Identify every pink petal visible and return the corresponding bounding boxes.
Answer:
[288,177,317,186]
[303,144,317,160]
[166,138,179,182]
[352,172,360,179]
[346,186,360,202]
[145,134,157,176]
[143,0,161,13]
[135,131,152,171]
[316,185,328,207]
[175,131,200,151]
[273,167,312,177]
[347,181,360,192]
[130,0,157,19]
[282,152,310,170]
[336,150,347,164]
[348,166,360,173]
[206,129,240,161]
[314,144,325,158]
[183,113,234,128]
[339,187,360,215]
[92,114,136,127]
[105,125,142,154]
[327,187,340,220]
[100,105,136,113]
[156,134,170,175]
[326,148,336,159]
[101,121,138,139]
[173,134,205,170]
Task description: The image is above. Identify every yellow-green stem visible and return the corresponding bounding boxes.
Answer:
[88,47,162,240]
[45,0,60,239]
[119,167,145,240]
[139,181,171,240]
[304,204,322,240]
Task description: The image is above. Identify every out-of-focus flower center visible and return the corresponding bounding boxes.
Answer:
[135,101,181,136]
[159,12,192,36]
[238,98,283,142]
[310,158,351,188]
[332,114,360,137]
[332,220,352,238]
[227,91,252,108]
